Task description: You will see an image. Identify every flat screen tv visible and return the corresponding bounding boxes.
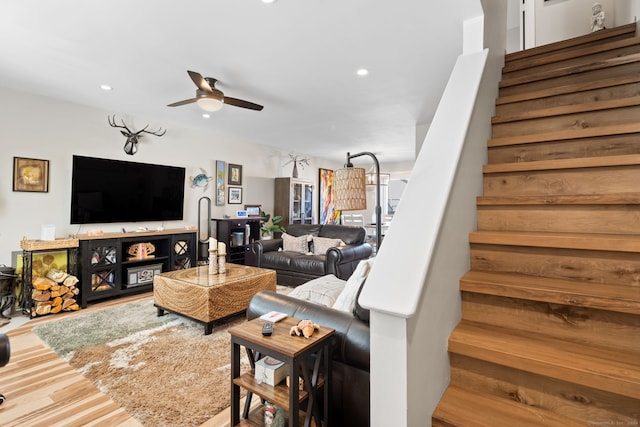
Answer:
[70,155,186,224]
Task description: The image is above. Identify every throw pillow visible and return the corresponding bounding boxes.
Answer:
[287,274,347,307]
[282,233,311,254]
[312,236,344,255]
[332,258,374,313]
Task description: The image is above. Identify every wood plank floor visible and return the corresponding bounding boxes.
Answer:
[0,293,257,427]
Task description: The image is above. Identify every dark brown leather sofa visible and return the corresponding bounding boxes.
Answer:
[247,290,370,427]
[250,223,373,286]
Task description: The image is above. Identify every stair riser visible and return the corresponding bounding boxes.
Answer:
[470,244,640,287]
[483,166,640,197]
[504,32,637,70]
[499,61,640,98]
[487,133,640,164]
[492,105,640,138]
[461,292,640,353]
[449,354,640,424]
[502,44,640,84]
[477,205,640,235]
[495,82,640,118]
[505,24,637,64]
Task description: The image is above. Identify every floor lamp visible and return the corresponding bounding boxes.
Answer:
[334,151,383,248]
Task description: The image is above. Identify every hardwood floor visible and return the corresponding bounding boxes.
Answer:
[0,293,255,427]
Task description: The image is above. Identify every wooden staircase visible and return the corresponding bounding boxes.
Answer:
[432,23,640,426]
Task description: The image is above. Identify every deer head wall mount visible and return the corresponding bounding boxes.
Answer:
[108,115,166,155]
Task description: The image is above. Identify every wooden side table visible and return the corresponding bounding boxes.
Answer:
[229,317,334,427]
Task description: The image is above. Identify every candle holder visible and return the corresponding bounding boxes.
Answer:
[218,254,226,274]
[208,249,218,275]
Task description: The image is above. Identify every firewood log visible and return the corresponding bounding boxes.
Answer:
[32,289,51,301]
[33,277,55,291]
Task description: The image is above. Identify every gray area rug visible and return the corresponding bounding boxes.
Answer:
[32,298,252,426]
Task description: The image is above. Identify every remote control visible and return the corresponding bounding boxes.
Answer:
[262,322,274,336]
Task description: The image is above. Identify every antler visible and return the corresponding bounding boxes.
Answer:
[138,125,166,137]
[107,115,132,133]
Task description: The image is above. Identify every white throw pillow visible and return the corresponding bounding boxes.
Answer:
[312,236,344,255]
[282,233,312,253]
[332,258,374,313]
[287,274,346,307]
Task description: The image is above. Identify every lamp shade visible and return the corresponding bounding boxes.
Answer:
[334,167,367,211]
[197,97,223,112]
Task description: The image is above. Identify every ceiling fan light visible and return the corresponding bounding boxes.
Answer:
[197,97,224,112]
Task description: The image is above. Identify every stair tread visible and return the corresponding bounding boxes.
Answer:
[503,35,640,74]
[477,194,640,205]
[492,95,640,124]
[460,270,640,315]
[433,385,586,427]
[488,122,640,147]
[483,154,640,173]
[449,321,640,399]
[500,51,640,89]
[497,73,640,106]
[505,23,637,63]
[469,230,640,253]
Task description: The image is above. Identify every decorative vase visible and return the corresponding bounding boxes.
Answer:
[292,162,298,178]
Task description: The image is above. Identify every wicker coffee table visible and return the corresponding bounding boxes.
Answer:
[153,264,276,334]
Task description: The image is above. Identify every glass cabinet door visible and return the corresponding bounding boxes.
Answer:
[303,183,313,223]
[292,183,303,223]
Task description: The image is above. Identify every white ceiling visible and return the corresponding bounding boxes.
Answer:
[0,0,482,165]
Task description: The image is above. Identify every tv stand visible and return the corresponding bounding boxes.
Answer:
[77,228,196,307]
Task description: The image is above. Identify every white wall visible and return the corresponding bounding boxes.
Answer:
[533,0,637,47]
[0,87,342,263]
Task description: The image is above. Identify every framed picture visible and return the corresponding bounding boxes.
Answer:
[228,187,242,204]
[215,160,225,206]
[318,168,341,224]
[244,204,262,217]
[13,157,49,192]
[228,163,242,186]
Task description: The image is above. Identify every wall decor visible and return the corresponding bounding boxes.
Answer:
[215,160,226,205]
[13,157,49,192]
[228,187,243,204]
[228,163,243,186]
[107,115,166,155]
[190,168,213,192]
[318,168,340,224]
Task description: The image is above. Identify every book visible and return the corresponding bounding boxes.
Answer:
[259,311,287,323]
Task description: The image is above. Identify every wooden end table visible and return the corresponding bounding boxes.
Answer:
[229,317,335,427]
[153,264,276,334]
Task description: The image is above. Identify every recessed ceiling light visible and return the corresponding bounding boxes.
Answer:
[100,84,113,91]
[202,113,211,119]
[261,0,277,3]
[356,69,369,77]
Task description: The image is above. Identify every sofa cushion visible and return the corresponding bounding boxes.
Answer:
[333,258,373,313]
[311,236,344,255]
[286,223,322,238]
[287,274,346,307]
[282,233,312,254]
[318,224,366,245]
[262,251,326,276]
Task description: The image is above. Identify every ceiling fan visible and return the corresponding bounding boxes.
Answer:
[167,70,263,112]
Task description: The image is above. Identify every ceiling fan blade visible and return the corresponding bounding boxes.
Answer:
[224,97,264,111]
[167,97,198,107]
[187,70,212,92]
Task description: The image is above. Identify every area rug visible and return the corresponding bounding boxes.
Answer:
[32,297,252,427]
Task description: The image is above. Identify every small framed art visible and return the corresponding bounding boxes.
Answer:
[228,187,243,204]
[228,163,242,186]
[244,204,262,217]
[13,157,49,192]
